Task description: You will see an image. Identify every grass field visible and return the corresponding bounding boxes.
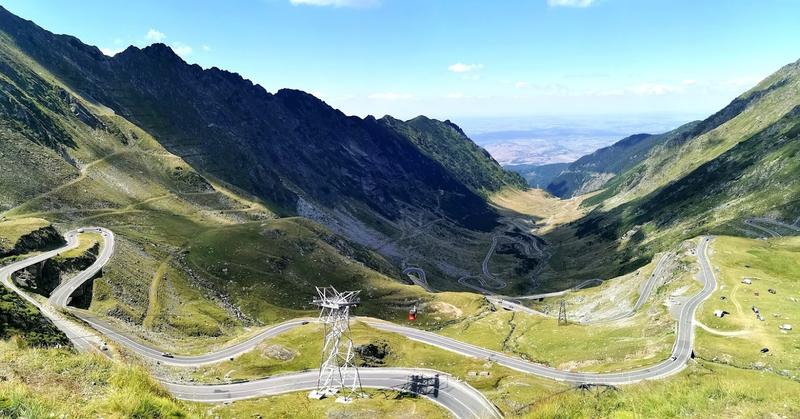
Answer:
[0,341,185,418]
[3,232,799,417]
[511,360,800,418]
[490,188,590,233]
[4,334,797,418]
[185,390,450,419]
[56,231,101,259]
[0,340,448,418]
[694,235,800,379]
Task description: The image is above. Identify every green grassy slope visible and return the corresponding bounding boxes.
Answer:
[547,122,700,199]
[382,115,527,195]
[0,14,494,352]
[178,235,800,418]
[505,162,569,189]
[588,58,800,210]
[0,341,448,418]
[0,15,420,345]
[538,58,800,281]
[696,236,800,376]
[564,99,800,279]
[0,287,68,347]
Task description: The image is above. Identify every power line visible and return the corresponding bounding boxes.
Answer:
[308,286,364,404]
[558,299,568,325]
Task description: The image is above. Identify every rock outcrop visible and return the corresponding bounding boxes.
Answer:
[0,225,65,258]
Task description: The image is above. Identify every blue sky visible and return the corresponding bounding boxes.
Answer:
[4,0,800,120]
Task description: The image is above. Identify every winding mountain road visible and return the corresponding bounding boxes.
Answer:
[403,266,434,292]
[0,229,103,352]
[1,228,719,417]
[371,238,716,385]
[743,219,782,238]
[464,248,672,324]
[3,228,501,418]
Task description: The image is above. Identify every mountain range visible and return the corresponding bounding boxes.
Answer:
[1,5,800,417]
[0,5,524,283]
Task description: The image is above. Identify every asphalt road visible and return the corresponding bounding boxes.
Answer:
[0,229,102,352]
[2,228,718,417]
[486,252,671,324]
[403,266,434,292]
[49,227,115,308]
[744,219,781,237]
[751,217,800,232]
[511,278,604,301]
[165,368,499,418]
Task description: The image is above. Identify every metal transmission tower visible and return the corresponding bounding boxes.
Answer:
[558,299,568,325]
[308,286,364,403]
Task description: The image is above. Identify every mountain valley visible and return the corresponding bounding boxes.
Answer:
[0,5,799,419]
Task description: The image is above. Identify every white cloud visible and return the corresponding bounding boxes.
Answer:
[146,29,166,42]
[446,92,466,99]
[368,92,413,100]
[515,81,531,89]
[630,83,681,96]
[201,44,212,52]
[289,0,379,8]
[171,42,193,57]
[100,47,124,57]
[681,79,698,86]
[595,88,626,96]
[547,0,595,7]
[448,63,484,73]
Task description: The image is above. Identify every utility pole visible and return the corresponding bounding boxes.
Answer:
[558,299,568,325]
[308,286,364,403]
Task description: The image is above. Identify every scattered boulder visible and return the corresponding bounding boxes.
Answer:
[261,344,296,361]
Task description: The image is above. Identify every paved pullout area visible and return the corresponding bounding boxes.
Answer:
[1,228,720,418]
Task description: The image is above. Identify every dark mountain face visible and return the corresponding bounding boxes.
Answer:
[380,115,527,196]
[0,7,500,232]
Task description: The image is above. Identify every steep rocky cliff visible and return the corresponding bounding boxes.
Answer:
[0,225,65,258]
[12,242,98,297]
